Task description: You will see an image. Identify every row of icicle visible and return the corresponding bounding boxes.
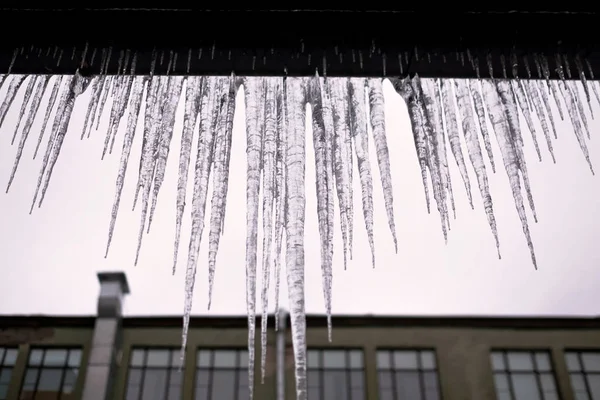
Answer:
[1,70,596,399]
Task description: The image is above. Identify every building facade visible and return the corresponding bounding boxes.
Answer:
[0,272,599,400]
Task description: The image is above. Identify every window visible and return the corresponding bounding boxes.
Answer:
[307,348,365,400]
[377,349,441,400]
[195,348,249,400]
[125,348,183,400]
[565,350,600,400]
[19,347,82,400]
[491,350,559,400]
[0,347,18,400]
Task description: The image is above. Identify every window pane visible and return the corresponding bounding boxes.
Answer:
[421,351,436,369]
[146,350,170,367]
[308,387,320,400]
[44,349,68,366]
[534,353,551,371]
[67,350,82,367]
[395,371,422,400]
[195,370,209,387]
[197,350,211,367]
[238,386,250,400]
[213,350,237,368]
[126,384,140,400]
[379,388,394,400]
[130,349,145,367]
[0,383,7,400]
[491,352,505,371]
[423,371,439,400]
[29,349,44,366]
[350,371,364,389]
[0,368,12,384]
[589,375,600,399]
[323,371,348,399]
[507,352,534,371]
[170,350,181,367]
[349,350,363,369]
[511,374,541,400]
[377,351,391,369]
[393,351,418,369]
[127,369,143,387]
[62,368,79,393]
[307,350,320,368]
[21,368,38,391]
[494,373,509,391]
[37,368,63,392]
[323,351,346,369]
[211,370,235,399]
[351,388,365,400]
[566,352,581,371]
[141,369,168,399]
[239,351,248,367]
[307,371,320,388]
[581,353,600,372]
[2,350,16,366]
[193,386,208,400]
[379,371,393,389]
[540,373,556,393]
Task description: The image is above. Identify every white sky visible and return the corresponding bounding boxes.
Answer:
[0,77,598,317]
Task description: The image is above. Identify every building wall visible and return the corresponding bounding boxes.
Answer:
[1,321,599,399]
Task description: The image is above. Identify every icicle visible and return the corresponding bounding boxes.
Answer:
[12,75,38,145]
[147,77,184,231]
[367,79,397,250]
[105,76,146,257]
[0,75,26,129]
[468,81,496,172]
[285,77,308,400]
[172,76,203,274]
[536,80,558,139]
[6,76,50,193]
[33,76,63,159]
[511,80,542,162]
[574,54,594,116]
[538,54,565,121]
[440,79,473,209]
[584,57,600,106]
[455,79,500,258]
[524,80,556,163]
[557,80,595,174]
[260,78,278,383]
[563,80,590,139]
[81,77,103,140]
[349,78,375,265]
[94,76,113,131]
[481,80,536,268]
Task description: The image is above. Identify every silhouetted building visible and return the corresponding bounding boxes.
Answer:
[0,272,599,399]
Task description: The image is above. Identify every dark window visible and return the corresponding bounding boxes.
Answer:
[0,347,18,400]
[377,349,441,400]
[565,350,600,400]
[307,348,366,400]
[125,348,183,400]
[491,350,559,400]
[194,349,249,400]
[19,347,82,400]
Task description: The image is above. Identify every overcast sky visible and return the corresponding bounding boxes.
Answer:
[0,77,598,317]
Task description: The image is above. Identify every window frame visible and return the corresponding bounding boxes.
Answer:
[18,346,83,400]
[490,349,559,400]
[564,349,600,399]
[307,347,367,400]
[0,347,18,400]
[375,347,442,400]
[194,347,249,400]
[124,346,183,400]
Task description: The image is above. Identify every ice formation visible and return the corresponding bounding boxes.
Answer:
[1,55,598,399]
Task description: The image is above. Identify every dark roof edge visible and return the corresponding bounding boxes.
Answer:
[1,314,600,330]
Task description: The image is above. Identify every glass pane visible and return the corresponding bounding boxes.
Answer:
[544,393,559,400]
[62,368,79,393]
[130,349,145,367]
[581,353,600,372]
[496,393,512,400]
[2,350,16,366]
[511,374,541,400]
[377,351,391,369]
[170,350,181,367]
[507,352,534,371]
[0,368,12,384]
[494,373,509,391]
[379,371,393,389]
[395,371,422,400]
[589,375,600,400]
[213,350,237,368]
[379,388,394,400]
[211,370,235,399]
[67,350,82,367]
[307,370,320,387]
[534,353,551,371]
[44,349,68,366]
[350,371,364,389]
[323,351,346,369]
[394,351,418,369]
[238,370,249,390]
[126,384,140,400]
[127,369,143,387]
[29,349,44,366]
[195,370,209,387]
[349,350,363,369]
[197,350,211,367]
[566,353,581,371]
[308,387,320,400]
[491,352,505,371]
[141,369,168,399]
[146,350,170,367]
[423,371,439,400]
[239,351,248,367]
[193,386,208,400]
[570,373,586,390]
[169,369,182,387]
[38,368,63,391]
[351,388,365,400]
[323,371,348,399]
[21,368,38,391]
[167,380,181,400]
[420,351,436,369]
[238,386,250,400]
[0,383,7,400]
[540,373,556,392]
[307,350,320,368]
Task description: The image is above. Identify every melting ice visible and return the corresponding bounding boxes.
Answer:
[1,70,597,399]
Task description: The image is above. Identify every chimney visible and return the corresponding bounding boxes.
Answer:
[82,272,130,400]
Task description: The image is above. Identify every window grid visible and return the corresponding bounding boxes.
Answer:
[126,347,182,400]
[195,348,248,400]
[376,349,441,400]
[19,347,82,400]
[491,350,558,400]
[565,350,600,400]
[0,347,18,400]
[307,349,365,400]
